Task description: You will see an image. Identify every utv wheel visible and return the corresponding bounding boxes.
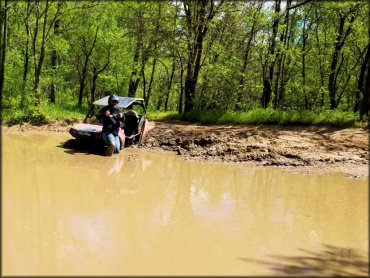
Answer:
[63,139,77,149]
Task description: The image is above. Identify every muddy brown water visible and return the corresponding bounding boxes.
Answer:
[2,133,368,276]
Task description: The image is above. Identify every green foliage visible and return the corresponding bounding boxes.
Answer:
[150,109,363,127]
[147,110,181,120]
[2,104,86,126]
[2,108,48,126]
[1,1,369,124]
[41,103,87,122]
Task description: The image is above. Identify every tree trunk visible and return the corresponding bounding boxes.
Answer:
[91,67,98,104]
[128,39,141,98]
[50,16,60,104]
[78,26,99,106]
[314,8,325,108]
[354,44,370,112]
[301,17,309,109]
[164,59,176,111]
[78,55,89,106]
[0,0,8,99]
[141,65,146,102]
[328,18,344,110]
[273,0,291,109]
[90,52,110,104]
[236,16,257,110]
[359,58,370,119]
[50,53,56,103]
[336,54,362,108]
[0,0,2,57]
[261,0,281,108]
[20,0,32,108]
[184,17,206,112]
[328,7,358,109]
[277,6,296,109]
[183,0,222,112]
[178,67,184,114]
[156,95,162,110]
[145,58,157,107]
[33,0,50,109]
[128,12,144,98]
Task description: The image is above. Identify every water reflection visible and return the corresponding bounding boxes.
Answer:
[190,180,236,222]
[107,155,124,176]
[2,134,368,276]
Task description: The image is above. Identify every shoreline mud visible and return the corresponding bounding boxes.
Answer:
[2,120,369,177]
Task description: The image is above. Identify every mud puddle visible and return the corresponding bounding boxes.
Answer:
[2,133,368,276]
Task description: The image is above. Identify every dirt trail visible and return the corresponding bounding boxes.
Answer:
[141,121,369,177]
[2,120,369,177]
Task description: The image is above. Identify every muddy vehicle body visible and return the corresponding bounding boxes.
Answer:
[64,96,155,150]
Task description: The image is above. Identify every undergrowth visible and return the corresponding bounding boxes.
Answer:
[1,103,86,126]
[148,109,367,127]
[1,104,367,128]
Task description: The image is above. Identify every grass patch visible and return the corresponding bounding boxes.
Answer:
[41,103,86,122]
[147,110,181,120]
[1,109,48,126]
[147,108,366,127]
[1,103,86,126]
[2,104,366,128]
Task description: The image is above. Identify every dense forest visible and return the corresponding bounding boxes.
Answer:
[0,0,369,120]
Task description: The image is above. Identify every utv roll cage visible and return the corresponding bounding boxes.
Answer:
[84,96,147,122]
[84,96,148,145]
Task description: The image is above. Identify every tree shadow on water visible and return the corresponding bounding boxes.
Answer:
[239,244,369,276]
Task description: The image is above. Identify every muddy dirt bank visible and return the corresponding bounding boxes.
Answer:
[2,120,369,177]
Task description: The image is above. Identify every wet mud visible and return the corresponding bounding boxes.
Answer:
[141,121,369,177]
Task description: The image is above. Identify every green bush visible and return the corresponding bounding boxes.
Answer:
[1,104,366,128]
[146,108,365,127]
[1,103,86,126]
[2,109,48,126]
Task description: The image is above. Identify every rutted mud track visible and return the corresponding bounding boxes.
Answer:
[2,120,369,176]
[140,121,369,177]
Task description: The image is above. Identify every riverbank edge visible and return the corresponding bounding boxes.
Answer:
[2,120,369,178]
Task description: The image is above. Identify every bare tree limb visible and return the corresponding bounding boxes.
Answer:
[287,0,312,10]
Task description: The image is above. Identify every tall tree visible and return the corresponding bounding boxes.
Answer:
[261,0,281,108]
[183,0,224,112]
[164,58,176,111]
[314,6,326,108]
[359,58,370,119]
[49,3,61,103]
[31,0,66,108]
[91,49,110,104]
[328,4,359,109]
[0,0,8,99]
[273,0,292,109]
[32,0,49,108]
[236,2,262,110]
[77,26,99,106]
[20,0,33,108]
[127,5,145,98]
[354,43,370,112]
[144,2,162,106]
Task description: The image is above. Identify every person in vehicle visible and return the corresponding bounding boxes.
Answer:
[96,94,125,156]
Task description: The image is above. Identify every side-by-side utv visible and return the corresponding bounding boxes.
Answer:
[63,96,155,150]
